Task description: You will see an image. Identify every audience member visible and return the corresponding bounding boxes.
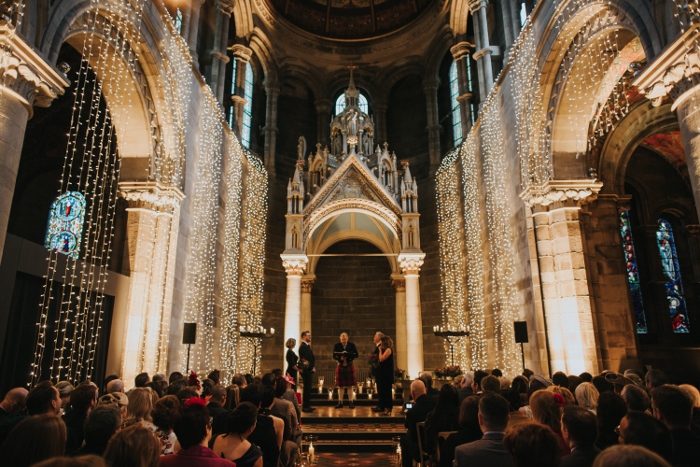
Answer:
[471,370,488,395]
[98,392,129,419]
[548,385,576,406]
[530,389,569,455]
[231,374,248,389]
[480,375,500,394]
[55,381,74,411]
[212,402,263,467]
[207,370,221,385]
[400,379,435,467]
[152,395,181,455]
[124,387,157,431]
[34,454,107,467]
[277,374,301,423]
[504,422,562,467]
[453,392,513,467]
[106,379,125,394]
[103,424,160,467]
[591,375,613,394]
[201,378,215,399]
[553,371,569,388]
[591,445,671,467]
[651,384,700,467]
[620,384,650,413]
[522,369,534,379]
[71,404,121,456]
[579,372,592,383]
[63,383,98,452]
[560,405,600,467]
[457,371,473,402]
[424,383,460,456]
[0,387,27,420]
[439,396,482,467]
[135,372,151,389]
[169,372,184,385]
[248,385,283,467]
[575,382,599,414]
[502,389,529,430]
[420,372,439,397]
[224,385,240,410]
[0,414,66,467]
[568,374,584,394]
[26,380,62,415]
[617,411,673,463]
[678,384,700,435]
[645,369,669,391]
[491,368,503,377]
[595,391,627,451]
[102,375,119,394]
[207,385,230,437]
[166,379,188,397]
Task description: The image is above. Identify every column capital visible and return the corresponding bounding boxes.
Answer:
[217,0,235,15]
[0,22,69,117]
[450,42,475,61]
[684,224,700,236]
[472,47,493,60]
[281,254,308,275]
[520,179,603,210]
[391,275,406,292]
[468,0,488,14]
[300,277,315,293]
[423,79,440,93]
[398,253,425,275]
[229,44,253,62]
[634,25,700,110]
[314,98,332,114]
[119,181,185,214]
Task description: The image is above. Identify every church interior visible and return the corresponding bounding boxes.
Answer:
[1,0,700,395]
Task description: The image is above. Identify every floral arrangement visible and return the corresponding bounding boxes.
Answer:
[394,368,405,379]
[434,366,463,378]
[299,358,311,371]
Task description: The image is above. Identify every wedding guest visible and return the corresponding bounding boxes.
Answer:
[212,402,263,467]
[104,424,160,467]
[0,414,66,467]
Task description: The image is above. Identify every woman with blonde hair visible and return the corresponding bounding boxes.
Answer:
[285,338,299,390]
[124,387,157,432]
[103,424,160,467]
[575,382,600,413]
[547,384,575,406]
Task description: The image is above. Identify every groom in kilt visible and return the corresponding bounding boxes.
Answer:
[333,332,359,409]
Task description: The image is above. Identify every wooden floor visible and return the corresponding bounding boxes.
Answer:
[313,452,397,466]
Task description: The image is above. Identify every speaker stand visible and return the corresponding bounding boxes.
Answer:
[186,343,191,372]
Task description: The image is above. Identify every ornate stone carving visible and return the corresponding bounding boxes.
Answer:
[391,277,406,292]
[0,22,68,115]
[230,44,253,62]
[450,42,474,61]
[398,253,425,275]
[301,279,315,293]
[520,180,603,208]
[119,181,185,214]
[282,255,308,275]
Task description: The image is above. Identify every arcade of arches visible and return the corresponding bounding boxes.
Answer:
[2,0,700,393]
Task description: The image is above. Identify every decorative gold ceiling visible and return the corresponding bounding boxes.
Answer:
[265,0,436,40]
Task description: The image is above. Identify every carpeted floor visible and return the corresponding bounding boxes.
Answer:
[313,452,397,466]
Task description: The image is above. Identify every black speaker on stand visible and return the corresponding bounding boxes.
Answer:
[514,321,528,371]
[183,323,197,372]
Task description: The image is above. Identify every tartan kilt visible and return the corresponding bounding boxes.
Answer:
[335,364,356,387]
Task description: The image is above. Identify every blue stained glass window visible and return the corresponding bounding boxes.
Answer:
[450,61,462,147]
[335,93,368,115]
[174,9,183,35]
[656,218,690,333]
[619,211,647,333]
[228,60,237,128]
[45,191,86,260]
[242,64,254,148]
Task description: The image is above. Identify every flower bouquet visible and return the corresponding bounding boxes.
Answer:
[435,365,463,378]
[299,358,312,372]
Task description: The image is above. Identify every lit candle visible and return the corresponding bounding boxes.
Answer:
[318,386,322,393]
[368,392,372,400]
[328,391,332,400]
[308,444,315,463]
[270,327,275,334]
[392,388,395,398]
[352,390,356,400]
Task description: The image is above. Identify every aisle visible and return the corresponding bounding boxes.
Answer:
[313,452,396,466]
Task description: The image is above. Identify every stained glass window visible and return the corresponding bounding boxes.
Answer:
[335,93,368,115]
[228,59,237,129]
[656,218,690,333]
[619,211,647,333]
[45,191,86,260]
[450,61,463,147]
[174,9,183,35]
[241,64,254,148]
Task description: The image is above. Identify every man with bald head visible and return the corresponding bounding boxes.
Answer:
[0,388,27,420]
[400,379,438,467]
[105,378,124,394]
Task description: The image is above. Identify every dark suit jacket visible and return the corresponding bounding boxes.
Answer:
[333,342,359,365]
[207,402,230,437]
[560,445,600,467]
[299,341,315,373]
[671,428,700,467]
[405,394,437,445]
[453,432,514,467]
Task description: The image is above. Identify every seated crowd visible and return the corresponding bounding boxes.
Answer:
[0,369,302,467]
[400,368,700,467]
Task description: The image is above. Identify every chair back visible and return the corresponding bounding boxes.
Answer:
[416,421,432,466]
[436,431,458,462]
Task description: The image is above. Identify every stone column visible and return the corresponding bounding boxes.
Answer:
[398,253,425,378]
[521,181,603,375]
[116,182,184,386]
[187,0,204,65]
[423,79,441,175]
[374,98,388,146]
[392,275,407,375]
[263,82,280,179]
[229,45,252,139]
[450,41,475,136]
[0,21,68,264]
[300,276,315,340]
[281,255,308,367]
[635,27,700,222]
[210,0,233,103]
[315,98,332,147]
[468,0,494,103]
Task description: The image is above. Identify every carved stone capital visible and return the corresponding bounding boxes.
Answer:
[472,47,493,61]
[300,278,315,293]
[119,181,185,214]
[634,25,700,110]
[520,179,603,209]
[217,0,235,15]
[391,277,406,292]
[229,44,252,62]
[398,253,425,275]
[281,254,308,275]
[0,22,69,117]
[468,0,488,14]
[450,42,475,61]
[685,224,700,236]
[210,51,230,63]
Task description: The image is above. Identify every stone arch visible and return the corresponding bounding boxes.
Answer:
[279,61,325,103]
[249,28,278,85]
[231,0,255,39]
[598,101,679,195]
[377,60,425,99]
[424,25,454,85]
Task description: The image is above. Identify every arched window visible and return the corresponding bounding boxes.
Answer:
[45,191,86,260]
[656,218,690,333]
[619,210,647,334]
[335,93,368,115]
[241,64,254,148]
[227,60,238,128]
[450,61,462,146]
[174,9,183,34]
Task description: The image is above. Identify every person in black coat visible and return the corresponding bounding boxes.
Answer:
[561,405,601,467]
[333,333,359,409]
[400,379,437,467]
[298,330,316,412]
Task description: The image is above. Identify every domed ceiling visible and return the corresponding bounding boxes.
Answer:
[265,0,436,40]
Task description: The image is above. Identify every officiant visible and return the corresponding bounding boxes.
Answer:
[333,332,359,409]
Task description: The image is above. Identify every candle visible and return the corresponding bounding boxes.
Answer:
[270,327,275,334]
[392,388,395,398]
[328,391,332,400]
[368,392,372,400]
[318,387,322,393]
[352,390,356,400]
[308,444,315,463]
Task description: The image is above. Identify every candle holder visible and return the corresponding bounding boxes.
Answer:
[357,381,364,393]
[239,326,275,375]
[392,436,401,466]
[306,435,317,463]
[433,327,470,367]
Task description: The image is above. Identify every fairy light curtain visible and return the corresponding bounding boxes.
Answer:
[30,0,147,384]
